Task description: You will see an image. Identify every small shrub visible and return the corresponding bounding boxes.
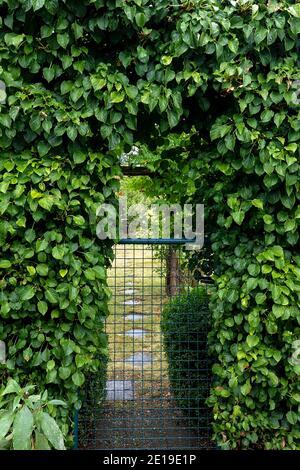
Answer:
[161,287,211,427]
[0,379,66,450]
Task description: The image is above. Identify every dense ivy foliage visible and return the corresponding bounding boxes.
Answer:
[161,288,210,428]
[0,0,299,448]
[0,0,124,436]
[127,1,300,449]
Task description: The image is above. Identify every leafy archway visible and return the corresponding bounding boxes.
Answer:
[0,0,299,449]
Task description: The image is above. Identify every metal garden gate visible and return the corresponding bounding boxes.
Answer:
[77,239,212,450]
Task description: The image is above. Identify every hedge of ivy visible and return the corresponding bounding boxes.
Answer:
[126,2,300,449]
[161,288,210,428]
[0,0,122,437]
[0,0,299,449]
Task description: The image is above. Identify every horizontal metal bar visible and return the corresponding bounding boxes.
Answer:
[121,165,158,177]
[118,238,196,245]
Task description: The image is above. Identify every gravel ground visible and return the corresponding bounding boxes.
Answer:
[79,391,214,450]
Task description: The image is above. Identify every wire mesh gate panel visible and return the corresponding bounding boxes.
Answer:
[78,240,212,450]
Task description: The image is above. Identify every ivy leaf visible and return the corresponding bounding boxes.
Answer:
[4,33,25,47]
[93,266,106,280]
[255,293,266,305]
[241,381,251,396]
[72,371,85,387]
[36,239,48,252]
[57,33,69,48]
[32,0,45,11]
[135,12,146,28]
[261,109,274,122]
[119,51,132,68]
[73,151,86,164]
[246,335,259,348]
[20,286,35,301]
[161,56,173,66]
[52,246,64,260]
[73,215,85,226]
[72,22,83,39]
[36,264,49,276]
[232,211,245,225]
[59,367,72,380]
[84,268,96,281]
[110,91,125,103]
[284,219,296,232]
[0,260,11,268]
[37,301,48,315]
[210,124,232,140]
[286,411,298,425]
[27,266,36,276]
[38,196,54,211]
[167,109,180,128]
[90,76,106,91]
[288,5,300,18]
[2,379,21,395]
[37,142,50,157]
[43,68,55,82]
[252,199,263,209]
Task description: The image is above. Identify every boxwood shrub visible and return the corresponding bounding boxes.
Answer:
[161,287,211,427]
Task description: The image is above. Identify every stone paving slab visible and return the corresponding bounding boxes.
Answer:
[123,289,137,295]
[106,380,135,401]
[124,329,149,338]
[124,352,153,366]
[125,314,144,321]
[123,299,142,305]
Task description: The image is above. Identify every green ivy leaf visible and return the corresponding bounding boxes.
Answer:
[232,211,245,225]
[20,286,35,301]
[72,371,85,387]
[135,12,146,28]
[32,0,45,11]
[57,33,69,49]
[110,91,125,103]
[0,260,11,268]
[73,215,85,226]
[246,335,259,348]
[36,264,49,276]
[4,33,25,47]
[52,246,64,260]
[37,301,48,315]
[38,196,54,211]
[43,68,55,82]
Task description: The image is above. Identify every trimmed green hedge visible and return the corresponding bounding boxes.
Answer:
[161,287,211,427]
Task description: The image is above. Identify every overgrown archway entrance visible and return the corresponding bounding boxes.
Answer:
[78,239,213,450]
